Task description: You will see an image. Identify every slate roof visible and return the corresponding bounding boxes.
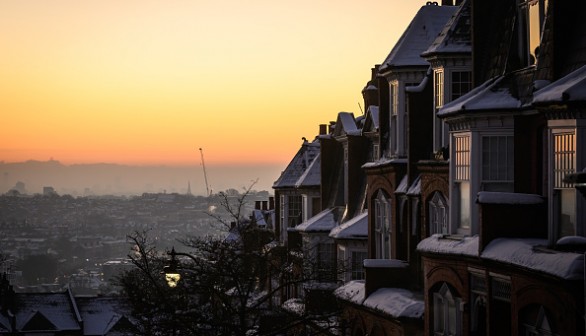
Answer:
[421,0,471,57]
[329,212,368,240]
[76,296,138,335]
[333,112,359,137]
[14,291,80,332]
[533,64,586,104]
[273,139,320,189]
[295,208,341,233]
[379,4,458,71]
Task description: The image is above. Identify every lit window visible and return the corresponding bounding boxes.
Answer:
[435,70,444,108]
[433,283,462,336]
[481,136,514,192]
[390,82,399,154]
[518,0,547,66]
[374,191,391,259]
[553,132,576,237]
[429,192,449,235]
[454,134,471,231]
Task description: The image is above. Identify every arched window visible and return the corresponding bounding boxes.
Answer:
[374,191,391,259]
[433,283,462,336]
[429,191,449,235]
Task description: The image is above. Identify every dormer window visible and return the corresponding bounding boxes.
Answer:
[518,0,547,66]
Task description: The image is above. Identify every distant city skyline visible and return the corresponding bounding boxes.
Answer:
[1,160,280,196]
[0,1,424,168]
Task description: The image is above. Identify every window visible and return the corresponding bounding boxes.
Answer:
[451,71,472,101]
[481,135,514,192]
[390,82,399,154]
[391,82,399,116]
[317,242,336,281]
[454,134,471,231]
[470,272,487,336]
[435,70,444,109]
[374,192,391,259]
[429,192,449,235]
[433,283,462,336]
[287,195,302,227]
[350,251,367,280]
[522,306,558,336]
[553,132,576,237]
[518,0,547,66]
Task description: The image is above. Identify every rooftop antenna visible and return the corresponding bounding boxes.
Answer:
[358,102,364,114]
[199,148,211,197]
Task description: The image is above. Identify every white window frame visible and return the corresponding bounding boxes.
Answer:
[374,191,391,259]
[350,250,367,281]
[451,132,472,235]
[429,192,449,235]
[548,123,583,242]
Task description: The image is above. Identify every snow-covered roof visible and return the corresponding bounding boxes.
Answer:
[76,296,136,335]
[363,259,409,268]
[252,209,267,226]
[273,139,320,188]
[482,238,584,280]
[15,292,80,331]
[406,176,421,196]
[295,208,340,233]
[421,0,471,56]
[416,234,479,256]
[417,235,585,280]
[380,4,458,71]
[362,157,407,169]
[395,175,409,194]
[329,212,368,239]
[295,153,320,188]
[334,281,424,319]
[533,65,586,104]
[438,76,521,117]
[477,191,544,205]
[333,112,359,137]
[365,105,380,131]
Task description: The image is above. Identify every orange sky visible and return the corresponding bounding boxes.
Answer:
[0,0,423,167]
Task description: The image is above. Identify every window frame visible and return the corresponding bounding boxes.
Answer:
[374,191,391,259]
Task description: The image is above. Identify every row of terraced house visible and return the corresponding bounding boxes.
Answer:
[272,0,586,335]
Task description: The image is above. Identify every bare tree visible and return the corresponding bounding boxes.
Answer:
[117,184,345,336]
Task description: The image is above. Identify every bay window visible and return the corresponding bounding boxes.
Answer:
[454,134,471,232]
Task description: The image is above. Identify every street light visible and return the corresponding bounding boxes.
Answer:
[164,247,199,288]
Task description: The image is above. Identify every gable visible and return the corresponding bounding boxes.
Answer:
[106,315,139,334]
[21,311,57,331]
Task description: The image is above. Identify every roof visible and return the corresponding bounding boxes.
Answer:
[295,153,320,188]
[379,4,458,71]
[421,0,471,57]
[417,235,585,280]
[295,208,340,233]
[333,112,359,137]
[363,105,380,132]
[334,281,424,319]
[272,139,320,189]
[438,76,521,117]
[75,296,137,335]
[533,64,586,104]
[329,212,368,240]
[14,292,80,332]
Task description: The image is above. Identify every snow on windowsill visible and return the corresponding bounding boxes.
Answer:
[363,259,409,269]
[476,191,544,205]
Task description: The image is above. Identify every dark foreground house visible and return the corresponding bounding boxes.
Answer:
[0,276,138,335]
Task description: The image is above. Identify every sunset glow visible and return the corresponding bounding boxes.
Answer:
[1,0,423,167]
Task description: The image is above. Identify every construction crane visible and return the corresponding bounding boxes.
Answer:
[199,148,211,197]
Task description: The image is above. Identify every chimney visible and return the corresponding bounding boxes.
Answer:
[269,196,275,210]
[441,0,454,5]
[328,121,335,134]
[255,201,261,210]
[319,124,327,135]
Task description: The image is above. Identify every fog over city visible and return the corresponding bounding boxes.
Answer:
[0,160,280,196]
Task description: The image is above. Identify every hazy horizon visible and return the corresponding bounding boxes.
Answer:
[1,159,283,197]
